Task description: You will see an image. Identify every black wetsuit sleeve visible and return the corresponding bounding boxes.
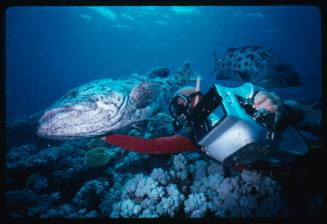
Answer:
[283,100,305,124]
[269,100,305,132]
[176,127,199,146]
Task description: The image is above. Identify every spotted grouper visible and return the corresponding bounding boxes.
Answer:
[212,45,302,88]
[37,62,198,140]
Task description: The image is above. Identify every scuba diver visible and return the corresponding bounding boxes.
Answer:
[103,78,308,169]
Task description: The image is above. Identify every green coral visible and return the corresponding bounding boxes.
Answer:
[84,147,112,168]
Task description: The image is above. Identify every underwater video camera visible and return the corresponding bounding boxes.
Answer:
[170,82,309,167]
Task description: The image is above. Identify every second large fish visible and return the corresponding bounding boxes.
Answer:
[212,45,302,88]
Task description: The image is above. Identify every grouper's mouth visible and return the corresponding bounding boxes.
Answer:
[37,107,79,139]
[39,107,76,124]
[37,96,129,139]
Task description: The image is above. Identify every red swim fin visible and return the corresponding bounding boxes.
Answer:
[104,134,198,154]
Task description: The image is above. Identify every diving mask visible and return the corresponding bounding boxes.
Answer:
[168,91,203,130]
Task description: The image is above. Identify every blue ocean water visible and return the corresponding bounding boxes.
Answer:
[5,6,323,218]
[5,6,321,121]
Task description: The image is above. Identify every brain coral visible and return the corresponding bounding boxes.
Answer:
[84,147,112,168]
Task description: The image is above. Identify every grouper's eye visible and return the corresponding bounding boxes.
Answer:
[63,90,78,99]
[69,90,78,97]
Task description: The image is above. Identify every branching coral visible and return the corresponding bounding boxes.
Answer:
[172,154,188,181]
[114,151,149,172]
[99,172,127,217]
[146,113,175,138]
[110,151,288,218]
[184,193,208,217]
[6,189,61,218]
[6,144,39,170]
[188,165,288,217]
[39,204,77,218]
[24,147,61,168]
[73,179,110,211]
[26,192,61,217]
[111,172,184,218]
[25,173,49,193]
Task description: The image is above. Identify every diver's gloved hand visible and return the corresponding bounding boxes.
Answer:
[253,91,282,113]
[253,91,290,131]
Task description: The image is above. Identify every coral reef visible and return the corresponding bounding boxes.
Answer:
[146,113,175,138]
[111,172,184,218]
[6,145,60,171]
[5,111,323,218]
[6,189,62,218]
[187,166,288,217]
[184,193,208,217]
[296,103,321,136]
[105,153,288,218]
[73,179,110,212]
[25,173,49,193]
[6,144,39,170]
[5,111,62,149]
[24,147,61,168]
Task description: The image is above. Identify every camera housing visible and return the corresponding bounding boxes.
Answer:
[190,83,309,167]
